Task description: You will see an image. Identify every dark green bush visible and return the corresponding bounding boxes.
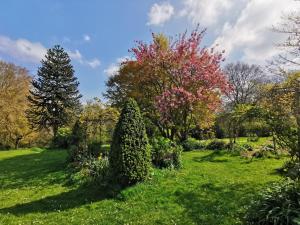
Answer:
[51,127,72,148]
[245,179,300,225]
[67,120,89,163]
[88,141,102,158]
[109,98,150,186]
[70,120,87,146]
[281,160,300,180]
[206,140,227,150]
[67,144,89,164]
[182,137,205,151]
[0,143,11,150]
[150,137,182,169]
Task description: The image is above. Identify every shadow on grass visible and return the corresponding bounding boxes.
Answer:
[192,151,229,163]
[0,149,124,215]
[175,182,247,224]
[0,149,67,189]
[0,183,121,215]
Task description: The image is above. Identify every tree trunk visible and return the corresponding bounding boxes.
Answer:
[53,125,58,139]
[15,136,22,149]
[295,82,300,160]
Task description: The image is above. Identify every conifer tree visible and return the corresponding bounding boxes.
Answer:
[109,98,150,186]
[27,45,81,137]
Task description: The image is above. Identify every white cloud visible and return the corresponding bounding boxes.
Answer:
[147,2,174,26]
[0,35,100,69]
[104,56,129,76]
[180,0,234,26]
[0,35,46,63]
[212,0,300,64]
[68,49,82,61]
[83,34,91,42]
[68,49,100,69]
[87,58,101,68]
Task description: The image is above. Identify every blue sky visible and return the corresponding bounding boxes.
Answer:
[0,0,299,102]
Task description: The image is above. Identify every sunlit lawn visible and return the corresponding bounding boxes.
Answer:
[0,146,285,225]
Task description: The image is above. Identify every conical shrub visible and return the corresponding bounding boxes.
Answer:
[109,98,150,186]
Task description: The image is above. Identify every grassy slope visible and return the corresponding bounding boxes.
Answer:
[0,147,285,225]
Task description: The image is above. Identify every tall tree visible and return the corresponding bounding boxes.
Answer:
[105,29,230,141]
[0,61,36,149]
[269,9,300,75]
[27,45,82,137]
[224,62,265,108]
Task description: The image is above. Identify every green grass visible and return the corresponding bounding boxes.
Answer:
[202,136,272,148]
[0,147,286,225]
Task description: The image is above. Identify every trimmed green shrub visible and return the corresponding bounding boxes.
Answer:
[182,137,205,151]
[109,98,150,186]
[150,137,182,169]
[70,120,87,146]
[206,140,227,150]
[245,179,300,225]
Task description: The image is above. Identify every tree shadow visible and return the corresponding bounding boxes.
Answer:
[0,149,67,190]
[0,183,122,215]
[192,151,229,163]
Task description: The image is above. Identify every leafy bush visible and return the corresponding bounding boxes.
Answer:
[245,179,300,225]
[0,143,11,150]
[67,144,89,164]
[88,141,102,158]
[282,160,300,180]
[150,137,182,169]
[51,127,72,148]
[249,144,278,159]
[67,157,109,185]
[206,140,227,150]
[226,143,246,154]
[242,143,254,151]
[84,157,109,181]
[109,98,150,186]
[182,137,205,151]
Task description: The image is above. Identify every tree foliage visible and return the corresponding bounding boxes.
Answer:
[259,72,300,160]
[0,61,40,149]
[80,98,119,144]
[105,29,230,141]
[27,45,82,137]
[224,62,265,108]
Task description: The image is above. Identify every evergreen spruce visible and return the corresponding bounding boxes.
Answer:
[109,98,150,186]
[27,45,81,137]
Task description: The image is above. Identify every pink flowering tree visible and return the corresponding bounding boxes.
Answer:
[108,29,230,140]
[129,29,231,141]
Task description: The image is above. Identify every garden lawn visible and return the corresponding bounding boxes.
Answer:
[0,148,286,225]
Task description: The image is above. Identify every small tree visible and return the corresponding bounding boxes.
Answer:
[109,98,150,186]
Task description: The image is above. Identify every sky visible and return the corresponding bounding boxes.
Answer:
[0,0,299,102]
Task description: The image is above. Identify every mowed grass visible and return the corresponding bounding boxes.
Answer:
[0,147,286,225]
